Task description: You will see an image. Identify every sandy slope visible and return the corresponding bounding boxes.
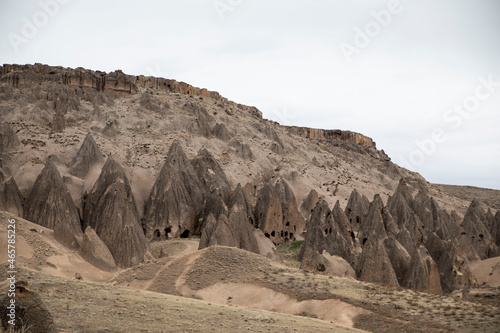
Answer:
[1,209,500,332]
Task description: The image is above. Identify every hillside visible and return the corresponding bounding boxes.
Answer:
[1,63,499,332]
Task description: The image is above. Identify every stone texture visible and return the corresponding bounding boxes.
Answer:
[52,111,65,132]
[492,211,500,246]
[345,189,370,231]
[143,141,204,240]
[287,126,376,148]
[355,236,399,287]
[0,122,19,154]
[191,148,232,207]
[24,161,83,249]
[461,200,498,259]
[301,189,319,218]
[69,132,103,178]
[0,282,56,332]
[358,195,388,245]
[78,226,118,272]
[384,237,411,286]
[229,139,254,160]
[356,236,399,286]
[0,169,24,217]
[274,178,306,240]
[200,184,260,254]
[84,157,152,268]
[254,182,284,244]
[139,91,169,113]
[299,199,356,269]
[402,245,442,295]
[212,123,232,141]
[199,214,237,248]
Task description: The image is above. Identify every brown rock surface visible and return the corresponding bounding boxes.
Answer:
[254,182,284,243]
[402,245,442,295]
[0,122,19,154]
[24,161,83,249]
[461,200,498,259]
[69,132,103,178]
[0,169,24,217]
[345,189,370,231]
[301,189,319,218]
[274,178,306,240]
[78,226,118,272]
[0,282,56,333]
[355,236,399,287]
[143,141,203,240]
[84,157,152,268]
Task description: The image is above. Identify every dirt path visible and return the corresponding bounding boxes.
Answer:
[144,239,200,291]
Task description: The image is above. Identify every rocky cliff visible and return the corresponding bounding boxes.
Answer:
[0,63,262,118]
[1,63,383,154]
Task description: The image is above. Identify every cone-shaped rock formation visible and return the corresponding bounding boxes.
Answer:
[24,161,83,249]
[84,157,152,268]
[69,132,103,178]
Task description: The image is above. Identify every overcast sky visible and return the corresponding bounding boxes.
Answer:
[1,0,499,189]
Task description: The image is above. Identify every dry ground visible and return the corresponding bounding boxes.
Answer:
[1,211,500,333]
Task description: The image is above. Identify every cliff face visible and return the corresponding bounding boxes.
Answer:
[287,126,376,149]
[0,63,262,118]
[1,63,381,154]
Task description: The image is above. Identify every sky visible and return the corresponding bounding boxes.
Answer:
[1,0,499,189]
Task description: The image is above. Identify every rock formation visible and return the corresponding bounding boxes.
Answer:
[84,157,152,268]
[345,189,370,231]
[356,236,399,287]
[212,123,232,141]
[229,139,254,160]
[0,169,24,217]
[299,200,332,270]
[358,195,388,244]
[0,122,19,154]
[383,236,411,285]
[274,178,306,240]
[3,64,264,115]
[69,132,103,178]
[254,182,284,243]
[402,245,442,295]
[300,189,319,218]
[0,282,56,332]
[298,177,496,294]
[287,126,376,148]
[52,110,65,132]
[461,200,498,259]
[143,140,205,240]
[199,184,260,253]
[78,226,118,272]
[191,148,232,207]
[24,161,83,249]
[492,211,500,246]
[199,214,237,248]
[299,199,356,272]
